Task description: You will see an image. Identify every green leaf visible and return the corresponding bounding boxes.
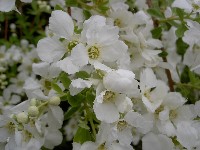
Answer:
[151,26,162,39]
[83,10,92,20]
[78,120,90,130]
[75,71,90,79]
[64,106,80,120]
[73,127,92,144]
[86,91,95,106]
[158,51,168,57]
[175,24,187,38]
[51,82,63,93]
[54,4,64,10]
[176,38,189,56]
[66,0,78,7]
[59,72,71,89]
[67,92,85,107]
[147,8,165,19]
[175,8,185,20]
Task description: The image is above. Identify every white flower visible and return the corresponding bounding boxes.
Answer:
[69,78,92,96]
[172,0,200,13]
[94,90,132,123]
[142,132,174,150]
[176,121,199,150]
[140,68,169,112]
[103,69,140,97]
[0,0,32,12]
[124,111,153,134]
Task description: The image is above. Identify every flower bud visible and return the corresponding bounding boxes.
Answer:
[16,112,28,124]
[49,96,60,106]
[30,98,37,106]
[28,106,39,117]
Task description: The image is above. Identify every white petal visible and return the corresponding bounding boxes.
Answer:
[57,57,79,74]
[0,128,9,142]
[37,38,65,63]
[101,41,127,62]
[172,0,192,12]
[163,92,186,109]
[70,44,88,67]
[49,106,64,127]
[140,68,157,91]
[142,132,174,150]
[0,0,15,12]
[69,79,92,96]
[93,101,119,123]
[44,130,63,149]
[176,122,198,149]
[49,10,74,40]
[125,111,153,134]
[21,0,32,2]
[32,62,49,77]
[80,141,97,150]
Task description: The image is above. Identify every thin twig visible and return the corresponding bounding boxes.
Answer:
[4,17,8,40]
[146,0,174,92]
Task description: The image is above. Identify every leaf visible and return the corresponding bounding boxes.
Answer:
[51,82,63,93]
[64,106,80,120]
[67,92,85,107]
[147,8,165,19]
[158,51,168,57]
[59,72,71,89]
[151,26,162,39]
[83,10,92,20]
[86,91,95,106]
[75,71,90,79]
[176,38,189,56]
[78,120,90,130]
[175,24,187,38]
[66,0,78,7]
[73,127,92,144]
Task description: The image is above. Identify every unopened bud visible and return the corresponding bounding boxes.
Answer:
[16,112,28,124]
[49,96,60,106]
[28,106,39,117]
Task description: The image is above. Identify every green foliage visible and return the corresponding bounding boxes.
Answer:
[176,38,189,57]
[151,26,162,39]
[75,71,90,79]
[147,8,165,19]
[73,127,92,144]
[59,72,71,89]
[176,66,200,104]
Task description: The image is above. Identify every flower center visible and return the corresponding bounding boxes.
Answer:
[117,120,128,131]
[6,122,15,133]
[88,46,100,59]
[103,91,115,102]
[98,143,107,150]
[192,3,200,10]
[169,110,177,120]
[114,19,122,27]
[68,41,79,52]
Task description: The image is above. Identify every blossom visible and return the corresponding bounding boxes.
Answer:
[0,0,32,12]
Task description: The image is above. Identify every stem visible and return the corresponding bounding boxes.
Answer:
[146,0,175,92]
[176,83,200,90]
[4,17,8,40]
[84,102,96,139]
[38,101,49,109]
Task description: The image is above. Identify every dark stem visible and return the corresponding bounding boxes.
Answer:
[4,17,8,40]
[146,0,174,92]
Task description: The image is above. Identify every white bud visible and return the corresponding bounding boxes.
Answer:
[28,106,39,117]
[16,112,28,124]
[10,23,16,30]
[0,74,6,80]
[30,98,37,106]
[49,96,60,106]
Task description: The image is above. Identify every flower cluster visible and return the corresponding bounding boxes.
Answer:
[0,0,200,150]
